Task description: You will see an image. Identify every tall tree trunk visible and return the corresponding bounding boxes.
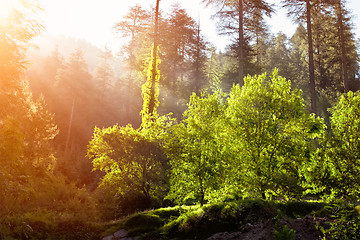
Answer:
[306,0,317,114]
[238,0,244,86]
[199,177,205,206]
[336,0,348,92]
[195,22,201,94]
[127,25,135,119]
[148,0,160,115]
[65,97,75,157]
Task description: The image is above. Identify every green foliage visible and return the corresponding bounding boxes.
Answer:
[88,115,171,214]
[1,210,101,240]
[0,0,43,91]
[225,69,325,199]
[164,69,324,203]
[141,45,160,119]
[164,89,228,205]
[305,91,360,200]
[0,173,100,240]
[274,223,296,240]
[125,213,163,235]
[0,82,58,215]
[277,201,326,219]
[321,203,360,240]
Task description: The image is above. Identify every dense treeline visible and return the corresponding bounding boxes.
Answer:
[1,0,360,239]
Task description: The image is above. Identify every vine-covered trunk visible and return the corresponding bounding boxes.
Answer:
[148,0,160,116]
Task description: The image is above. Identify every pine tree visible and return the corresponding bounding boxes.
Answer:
[202,0,273,85]
[93,46,115,98]
[334,0,348,92]
[282,0,324,114]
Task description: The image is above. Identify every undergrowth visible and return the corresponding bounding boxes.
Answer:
[104,199,328,240]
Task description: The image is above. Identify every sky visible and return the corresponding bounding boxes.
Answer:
[11,0,360,52]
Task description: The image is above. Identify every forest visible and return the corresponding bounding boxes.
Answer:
[1,0,360,239]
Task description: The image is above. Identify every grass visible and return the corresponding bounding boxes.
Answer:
[100,199,329,240]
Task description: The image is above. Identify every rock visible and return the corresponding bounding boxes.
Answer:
[102,229,139,240]
[241,223,254,232]
[102,235,113,240]
[113,230,128,238]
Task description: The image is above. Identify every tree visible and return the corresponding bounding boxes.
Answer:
[191,21,208,94]
[0,0,58,215]
[55,49,94,155]
[88,0,172,214]
[225,69,324,199]
[0,0,43,115]
[93,46,115,98]
[157,5,209,118]
[160,4,197,89]
[247,8,271,74]
[285,2,359,118]
[305,91,360,200]
[15,81,58,169]
[282,0,334,114]
[287,24,315,116]
[334,0,348,92]
[114,4,151,64]
[87,121,169,213]
[263,33,293,80]
[164,90,227,205]
[330,0,359,92]
[114,4,151,116]
[142,0,161,121]
[202,0,273,85]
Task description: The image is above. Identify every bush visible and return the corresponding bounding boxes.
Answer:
[0,173,101,240]
[322,203,360,239]
[278,201,326,218]
[124,213,163,235]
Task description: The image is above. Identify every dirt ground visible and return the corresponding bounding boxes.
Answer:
[207,216,329,240]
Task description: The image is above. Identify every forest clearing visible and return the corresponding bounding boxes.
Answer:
[1,0,360,239]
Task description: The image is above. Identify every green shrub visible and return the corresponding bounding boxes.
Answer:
[278,201,326,218]
[322,203,360,239]
[125,213,163,235]
[149,206,181,223]
[274,224,296,240]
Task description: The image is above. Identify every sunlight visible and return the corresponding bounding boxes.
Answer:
[0,0,16,20]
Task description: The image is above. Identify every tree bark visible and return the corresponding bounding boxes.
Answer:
[306,0,317,114]
[238,0,244,86]
[261,191,266,200]
[148,0,160,116]
[199,178,205,206]
[336,0,349,92]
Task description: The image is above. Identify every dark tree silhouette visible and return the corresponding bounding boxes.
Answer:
[202,0,273,85]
